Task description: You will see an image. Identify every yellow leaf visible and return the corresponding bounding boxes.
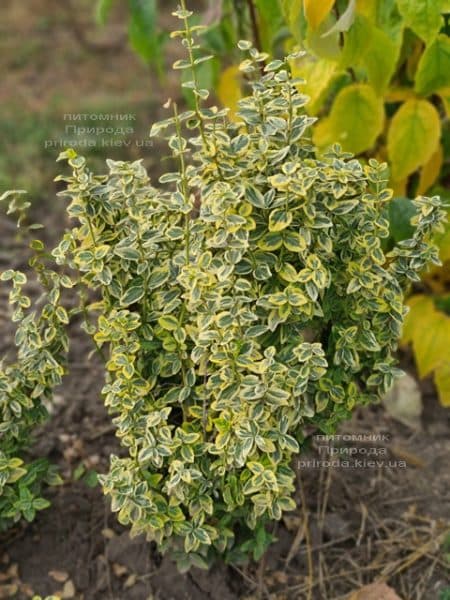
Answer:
[313,83,384,154]
[403,294,450,379]
[304,0,335,30]
[435,361,450,407]
[313,116,334,150]
[402,294,432,344]
[390,178,407,197]
[417,144,443,195]
[387,99,441,181]
[291,57,337,115]
[356,0,377,19]
[217,66,242,121]
[434,220,450,263]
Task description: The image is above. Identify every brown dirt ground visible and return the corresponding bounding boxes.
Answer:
[0,1,449,599]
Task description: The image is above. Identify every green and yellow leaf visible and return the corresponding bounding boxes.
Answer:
[417,144,444,195]
[363,25,401,95]
[291,57,338,114]
[339,14,372,69]
[304,0,335,30]
[415,35,450,97]
[435,361,450,407]
[306,15,341,60]
[218,65,242,121]
[397,0,443,44]
[403,294,450,406]
[314,83,384,154]
[387,99,441,180]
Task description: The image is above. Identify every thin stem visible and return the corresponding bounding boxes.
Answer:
[136,229,149,322]
[247,0,262,54]
[173,103,190,265]
[79,286,107,363]
[180,0,207,145]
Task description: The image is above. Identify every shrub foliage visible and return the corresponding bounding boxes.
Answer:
[0,6,446,566]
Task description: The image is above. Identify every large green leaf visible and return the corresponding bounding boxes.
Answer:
[340,14,372,68]
[254,0,285,52]
[415,35,450,96]
[397,0,443,44]
[387,197,417,243]
[387,99,441,180]
[128,0,163,71]
[356,0,403,42]
[363,24,401,94]
[313,84,384,154]
[280,0,307,43]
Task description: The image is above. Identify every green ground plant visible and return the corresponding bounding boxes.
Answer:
[0,4,446,568]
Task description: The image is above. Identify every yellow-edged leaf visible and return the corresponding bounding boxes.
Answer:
[217,65,242,121]
[387,99,441,180]
[304,0,335,30]
[313,83,384,154]
[417,144,444,194]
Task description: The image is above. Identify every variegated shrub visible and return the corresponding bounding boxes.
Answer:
[0,6,446,567]
[0,243,65,529]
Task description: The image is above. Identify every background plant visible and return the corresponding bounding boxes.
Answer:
[281,0,450,406]
[0,192,64,530]
[1,6,445,566]
[100,0,450,405]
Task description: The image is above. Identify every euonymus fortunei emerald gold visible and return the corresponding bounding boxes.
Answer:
[0,5,446,568]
